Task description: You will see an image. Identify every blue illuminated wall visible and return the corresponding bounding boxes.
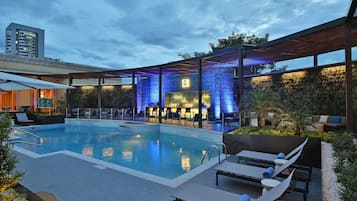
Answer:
[137,68,237,119]
[136,76,159,111]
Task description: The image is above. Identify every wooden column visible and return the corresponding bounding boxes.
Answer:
[344,23,353,131]
[198,59,203,128]
[159,67,162,123]
[238,47,245,127]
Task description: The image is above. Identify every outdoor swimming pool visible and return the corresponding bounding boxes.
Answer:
[13,119,222,187]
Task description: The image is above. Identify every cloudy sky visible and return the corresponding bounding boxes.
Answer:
[0,0,351,69]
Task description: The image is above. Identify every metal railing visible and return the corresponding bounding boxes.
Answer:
[200,142,228,165]
[11,127,45,145]
[201,144,221,165]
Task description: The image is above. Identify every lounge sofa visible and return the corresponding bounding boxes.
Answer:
[307,115,346,131]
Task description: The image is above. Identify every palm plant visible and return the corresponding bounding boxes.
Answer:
[246,91,284,127]
[278,109,308,136]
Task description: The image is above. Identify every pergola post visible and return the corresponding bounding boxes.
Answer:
[66,75,73,115]
[97,76,102,115]
[159,67,162,123]
[131,71,136,120]
[198,59,203,128]
[313,55,318,67]
[238,47,245,127]
[344,22,353,131]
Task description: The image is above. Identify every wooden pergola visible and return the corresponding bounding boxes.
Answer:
[51,1,357,130]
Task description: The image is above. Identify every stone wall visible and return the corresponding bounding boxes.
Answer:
[352,63,357,131]
[243,64,350,117]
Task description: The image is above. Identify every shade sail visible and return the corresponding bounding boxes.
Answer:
[0,72,73,90]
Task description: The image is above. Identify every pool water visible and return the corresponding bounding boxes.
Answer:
[15,124,220,179]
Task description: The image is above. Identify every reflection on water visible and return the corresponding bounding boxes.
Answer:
[122,150,133,160]
[82,145,93,157]
[178,147,183,153]
[102,147,113,158]
[181,155,191,171]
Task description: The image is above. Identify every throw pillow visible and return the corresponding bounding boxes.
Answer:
[319,115,329,123]
[330,116,341,124]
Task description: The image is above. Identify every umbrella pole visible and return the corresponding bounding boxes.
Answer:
[34,89,37,112]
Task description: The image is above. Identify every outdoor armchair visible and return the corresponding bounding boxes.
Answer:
[15,113,34,124]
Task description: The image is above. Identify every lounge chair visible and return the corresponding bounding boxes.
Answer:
[216,149,308,201]
[236,138,308,163]
[236,138,311,180]
[15,113,34,124]
[171,169,295,201]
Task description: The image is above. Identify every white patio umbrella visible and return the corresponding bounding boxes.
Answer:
[0,72,73,90]
[0,71,73,112]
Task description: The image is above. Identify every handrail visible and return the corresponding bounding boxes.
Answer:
[12,128,45,144]
[10,140,43,146]
[201,144,221,165]
[216,142,227,160]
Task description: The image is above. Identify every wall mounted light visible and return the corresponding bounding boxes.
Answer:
[181,78,190,89]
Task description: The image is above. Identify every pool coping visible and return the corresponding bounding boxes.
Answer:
[14,146,225,188]
[12,122,224,188]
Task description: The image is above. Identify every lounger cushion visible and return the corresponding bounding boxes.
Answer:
[277,152,285,159]
[240,194,251,201]
[263,167,274,178]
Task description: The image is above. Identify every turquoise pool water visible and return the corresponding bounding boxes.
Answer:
[14,123,220,179]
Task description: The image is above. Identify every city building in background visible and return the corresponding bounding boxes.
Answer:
[5,23,44,58]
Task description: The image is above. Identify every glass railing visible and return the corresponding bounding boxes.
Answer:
[66,108,136,120]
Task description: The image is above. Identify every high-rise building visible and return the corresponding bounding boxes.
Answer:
[6,23,44,58]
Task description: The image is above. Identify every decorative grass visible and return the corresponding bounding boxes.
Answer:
[232,126,336,142]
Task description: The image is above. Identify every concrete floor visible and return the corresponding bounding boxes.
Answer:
[16,152,321,201]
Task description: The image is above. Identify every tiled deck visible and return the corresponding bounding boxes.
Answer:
[16,152,321,201]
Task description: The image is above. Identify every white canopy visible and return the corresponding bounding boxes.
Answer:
[0,72,72,90]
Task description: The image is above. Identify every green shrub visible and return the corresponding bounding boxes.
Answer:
[233,126,335,142]
[0,113,24,199]
[339,161,357,201]
[332,133,357,201]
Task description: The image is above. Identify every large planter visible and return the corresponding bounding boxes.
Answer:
[223,134,321,168]
[34,115,65,124]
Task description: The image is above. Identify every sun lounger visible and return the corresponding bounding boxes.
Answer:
[236,138,311,180]
[171,169,295,201]
[216,149,308,201]
[236,138,308,163]
[15,113,34,124]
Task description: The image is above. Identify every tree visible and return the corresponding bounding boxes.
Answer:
[208,32,269,52]
[178,32,269,59]
[0,113,24,200]
[178,32,273,74]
